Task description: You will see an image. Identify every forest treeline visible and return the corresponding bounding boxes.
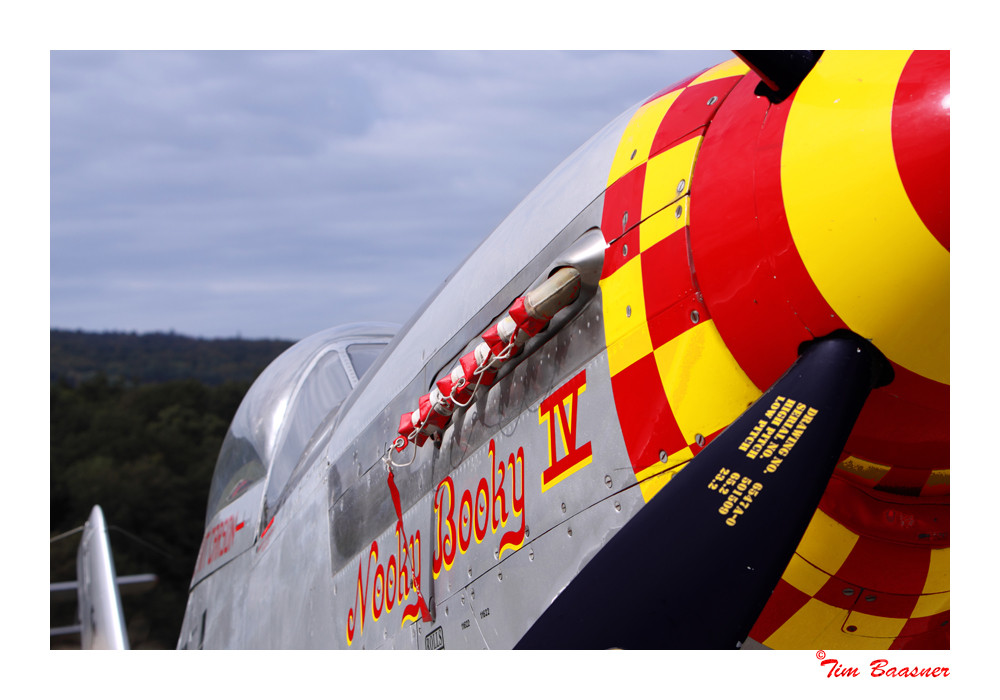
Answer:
[50,330,293,649]
[51,329,293,386]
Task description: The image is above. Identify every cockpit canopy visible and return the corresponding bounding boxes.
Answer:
[205,323,398,527]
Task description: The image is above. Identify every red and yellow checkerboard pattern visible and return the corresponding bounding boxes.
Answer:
[749,500,949,649]
[598,53,949,648]
[599,58,756,502]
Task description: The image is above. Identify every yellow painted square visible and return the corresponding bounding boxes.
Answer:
[688,57,751,86]
[911,591,949,619]
[641,137,702,221]
[925,469,950,488]
[607,90,682,186]
[795,508,860,576]
[843,610,908,640]
[780,554,830,598]
[600,256,648,351]
[766,599,896,650]
[607,322,653,378]
[636,447,692,502]
[835,455,889,486]
[764,598,850,650]
[652,320,761,444]
[638,199,687,252]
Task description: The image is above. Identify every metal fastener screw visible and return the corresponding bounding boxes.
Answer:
[676,179,686,194]
[622,243,628,256]
[626,305,632,318]
[695,433,705,446]
[605,475,613,488]
[630,148,637,160]
[528,549,535,561]
[497,571,503,581]
[659,450,668,463]
[567,527,573,537]
[707,96,718,105]
[690,310,700,324]
[865,594,877,603]
[675,204,684,219]
[561,502,567,513]
[843,588,855,596]
[614,501,621,512]
[622,212,629,230]
[846,625,858,633]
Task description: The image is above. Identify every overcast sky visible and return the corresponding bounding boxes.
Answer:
[50,50,732,341]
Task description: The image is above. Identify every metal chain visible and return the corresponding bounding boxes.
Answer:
[450,336,517,408]
[387,333,520,467]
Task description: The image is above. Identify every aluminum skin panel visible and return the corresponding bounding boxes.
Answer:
[325,219,608,575]
[189,481,264,588]
[444,479,647,649]
[331,346,638,650]
[240,459,340,648]
[178,547,253,649]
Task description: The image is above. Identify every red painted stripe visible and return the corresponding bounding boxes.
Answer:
[689,74,822,392]
[844,382,950,471]
[833,535,931,597]
[892,50,950,250]
[261,517,275,539]
[751,92,846,341]
[819,476,949,547]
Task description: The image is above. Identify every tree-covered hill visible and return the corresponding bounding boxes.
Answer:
[51,329,293,386]
[50,330,293,649]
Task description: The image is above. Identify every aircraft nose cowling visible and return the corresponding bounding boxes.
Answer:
[690,50,950,391]
[779,50,950,387]
[689,50,949,469]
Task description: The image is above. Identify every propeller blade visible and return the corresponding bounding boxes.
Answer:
[733,50,824,103]
[515,331,892,649]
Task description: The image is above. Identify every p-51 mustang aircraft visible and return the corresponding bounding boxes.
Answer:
[87,50,952,650]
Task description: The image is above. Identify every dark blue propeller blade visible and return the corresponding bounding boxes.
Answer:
[516,331,892,649]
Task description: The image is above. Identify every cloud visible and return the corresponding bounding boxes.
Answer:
[50,50,732,339]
